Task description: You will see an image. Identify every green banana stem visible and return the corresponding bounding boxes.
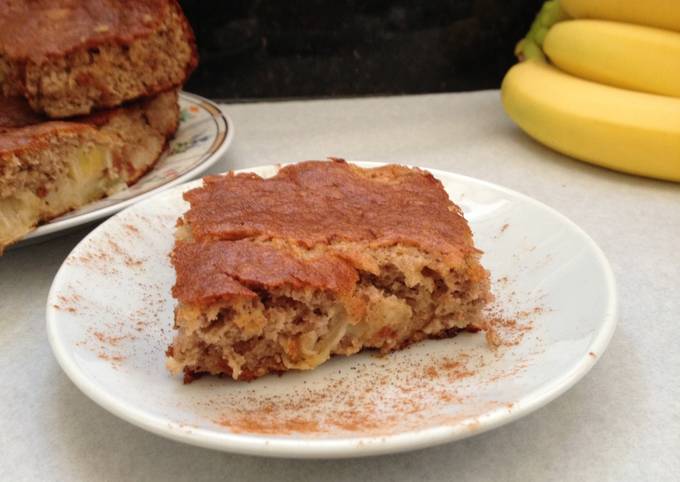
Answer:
[515,0,569,62]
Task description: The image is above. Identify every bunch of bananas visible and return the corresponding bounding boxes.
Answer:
[501,0,680,181]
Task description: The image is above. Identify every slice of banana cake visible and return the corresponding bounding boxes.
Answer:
[167,160,492,382]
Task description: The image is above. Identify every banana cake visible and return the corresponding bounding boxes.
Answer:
[167,160,493,382]
[0,0,197,117]
[0,90,179,253]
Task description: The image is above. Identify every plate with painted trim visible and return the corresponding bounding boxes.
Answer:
[16,91,233,246]
[46,162,617,458]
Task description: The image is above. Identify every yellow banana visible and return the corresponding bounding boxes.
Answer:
[515,0,567,61]
[561,0,680,32]
[543,20,680,98]
[501,59,680,181]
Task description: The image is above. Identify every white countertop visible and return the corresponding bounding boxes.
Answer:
[1,91,678,481]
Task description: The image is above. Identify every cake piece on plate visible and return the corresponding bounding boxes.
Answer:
[0,90,179,253]
[167,160,492,382]
[0,0,197,117]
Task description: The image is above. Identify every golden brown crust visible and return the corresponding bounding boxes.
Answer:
[173,0,199,82]
[0,95,94,155]
[0,91,176,157]
[0,120,92,156]
[0,96,45,130]
[0,0,170,60]
[0,0,197,116]
[172,239,359,304]
[183,160,477,265]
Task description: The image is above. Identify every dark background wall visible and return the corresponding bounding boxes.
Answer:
[181,0,542,100]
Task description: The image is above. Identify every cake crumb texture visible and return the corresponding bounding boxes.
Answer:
[0,0,197,117]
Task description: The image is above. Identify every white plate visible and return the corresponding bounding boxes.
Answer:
[16,91,233,247]
[46,163,617,458]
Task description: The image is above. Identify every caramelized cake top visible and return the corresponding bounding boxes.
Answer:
[183,160,476,257]
[173,160,481,305]
[172,240,358,304]
[0,96,45,130]
[0,0,180,60]
[0,95,93,156]
[0,92,179,155]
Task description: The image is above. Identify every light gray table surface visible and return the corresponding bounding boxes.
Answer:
[1,91,679,481]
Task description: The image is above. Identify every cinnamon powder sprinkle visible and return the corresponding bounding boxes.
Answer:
[53,294,82,313]
[206,290,543,436]
[97,352,125,363]
[209,348,493,436]
[57,218,548,437]
[123,223,140,235]
[483,303,539,348]
[219,416,321,434]
[93,331,135,346]
[107,239,145,267]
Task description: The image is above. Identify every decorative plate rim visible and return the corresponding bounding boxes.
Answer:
[46,162,618,459]
[19,91,234,243]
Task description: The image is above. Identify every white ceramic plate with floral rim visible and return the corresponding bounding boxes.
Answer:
[46,162,617,459]
[16,91,233,246]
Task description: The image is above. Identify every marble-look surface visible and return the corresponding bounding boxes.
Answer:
[1,91,678,481]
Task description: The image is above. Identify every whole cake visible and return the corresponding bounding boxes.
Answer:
[167,160,493,382]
